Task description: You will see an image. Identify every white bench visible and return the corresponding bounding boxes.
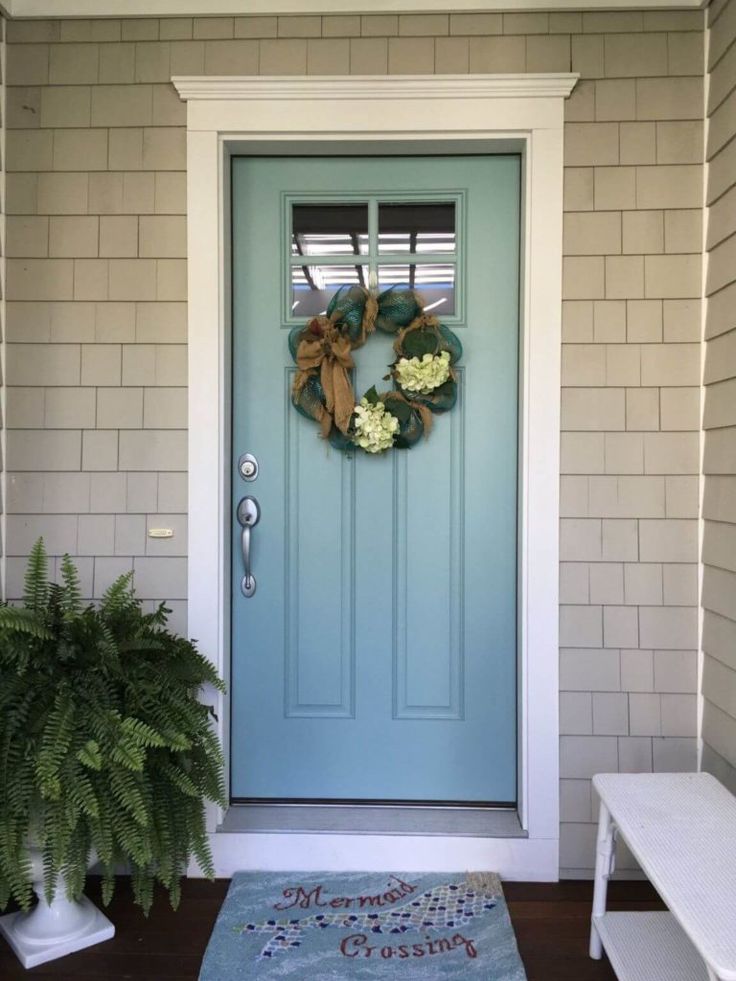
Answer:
[590,772,736,981]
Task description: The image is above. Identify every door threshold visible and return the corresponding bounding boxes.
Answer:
[217,803,527,838]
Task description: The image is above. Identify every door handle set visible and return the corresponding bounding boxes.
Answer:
[237,496,260,598]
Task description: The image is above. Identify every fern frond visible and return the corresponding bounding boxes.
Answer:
[120,717,166,748]
[59,555,82,618]
[22,538,49,614]
[35,689,76,800]
[160,761,199,798]
[100,573,135,615]
[0,606,52,640]
[110,768,149,827]
[76,740,103,771]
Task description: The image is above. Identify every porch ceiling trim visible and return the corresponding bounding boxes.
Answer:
[3,0,706,18]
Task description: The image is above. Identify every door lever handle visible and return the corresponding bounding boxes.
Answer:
[237,496,260,597]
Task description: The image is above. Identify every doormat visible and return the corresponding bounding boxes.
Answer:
[199,871,527,980]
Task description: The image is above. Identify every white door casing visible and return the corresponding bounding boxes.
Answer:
[174,73,577,881]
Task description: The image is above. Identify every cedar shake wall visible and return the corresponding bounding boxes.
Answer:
[3,9,705,875]
[701,0,736,796]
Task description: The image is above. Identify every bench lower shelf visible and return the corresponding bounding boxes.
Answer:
[593,912,710,981]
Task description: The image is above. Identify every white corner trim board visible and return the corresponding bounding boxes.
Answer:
[4,0,706,17]
[177,73,575,882]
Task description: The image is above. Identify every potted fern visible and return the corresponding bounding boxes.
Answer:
[0,540,226,967]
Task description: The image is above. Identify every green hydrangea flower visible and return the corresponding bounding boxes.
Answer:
[353,397,399,453]
[394,351,451,395]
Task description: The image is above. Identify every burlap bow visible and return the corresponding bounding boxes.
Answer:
[293,319,356,437]
[361,291,378,335]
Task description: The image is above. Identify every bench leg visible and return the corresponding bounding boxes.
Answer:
[590,801,615,960]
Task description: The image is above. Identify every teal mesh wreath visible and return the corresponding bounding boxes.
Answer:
[290,285,462,455]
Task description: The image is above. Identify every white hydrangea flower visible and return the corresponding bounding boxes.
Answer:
[353,397,399,454]
[394,350,451,395]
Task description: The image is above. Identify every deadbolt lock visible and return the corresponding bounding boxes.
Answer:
[238,453,259,482]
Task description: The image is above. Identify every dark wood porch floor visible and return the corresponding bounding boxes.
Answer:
[0,878,663,980]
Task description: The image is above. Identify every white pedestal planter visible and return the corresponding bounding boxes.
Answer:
[0,852,114,968]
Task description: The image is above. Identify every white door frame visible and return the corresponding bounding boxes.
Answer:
[174,73,577,881]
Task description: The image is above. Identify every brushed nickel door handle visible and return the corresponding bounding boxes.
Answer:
[237,496,260,598]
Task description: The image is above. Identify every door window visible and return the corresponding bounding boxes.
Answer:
[288,195,460,322]
[377,201,456,254]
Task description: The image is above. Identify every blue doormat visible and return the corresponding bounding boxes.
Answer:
[200,871,527,979]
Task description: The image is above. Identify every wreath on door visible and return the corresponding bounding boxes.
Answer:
[289,285,462,454]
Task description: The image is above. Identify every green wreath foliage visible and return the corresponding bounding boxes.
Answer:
[0,539,225,916]
[290,285,463,454]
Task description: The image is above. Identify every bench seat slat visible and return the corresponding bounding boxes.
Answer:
[594,772,736,981]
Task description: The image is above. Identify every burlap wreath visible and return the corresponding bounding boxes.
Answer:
[289,285,462,454]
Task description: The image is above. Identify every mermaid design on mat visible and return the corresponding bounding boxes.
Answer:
[236,875,499,961]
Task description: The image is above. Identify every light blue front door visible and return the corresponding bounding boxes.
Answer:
[231,156,520,804]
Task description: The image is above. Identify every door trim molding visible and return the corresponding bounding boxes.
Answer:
[174,73,580,102]
[175,73,576,881]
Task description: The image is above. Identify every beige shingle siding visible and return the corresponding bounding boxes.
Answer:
[702,0,736,797]
[3,8,707,873]
[558,8,704,875]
